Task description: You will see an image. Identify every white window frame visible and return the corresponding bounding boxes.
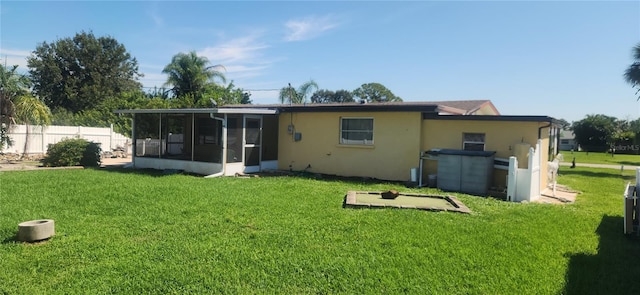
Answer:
[340,117,374,145]
[463,133,485,151]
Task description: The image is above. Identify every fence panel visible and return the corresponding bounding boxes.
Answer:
[2,124,131,155]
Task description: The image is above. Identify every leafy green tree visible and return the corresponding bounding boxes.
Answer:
[163,51,226,100]
[278,80,318,104]
[0,64,31,149]
[310,89,354,103]
[310,89,334,103]
[145,87,171,100]
[205,82,249,106]
[352,82,402,102]
[624,43,640,100]
[169,82,247,108]
[571,114,617,152]
[333,90,355,103]
[27,31,142,113]
[48,90,170,137]
[240,92,252,104]
[13,94,52,158]
[556,118,571,130]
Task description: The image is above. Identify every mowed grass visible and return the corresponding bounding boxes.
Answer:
[562,150,640,166]
[1,167,639,294]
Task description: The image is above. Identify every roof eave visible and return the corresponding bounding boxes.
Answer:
[114,108,279,115]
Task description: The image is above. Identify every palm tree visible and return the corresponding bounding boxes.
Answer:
[624,43,640,100]
[162,51,227,100]
[13,94,51,158]
[0,64,31,149]
[278,80,319,104]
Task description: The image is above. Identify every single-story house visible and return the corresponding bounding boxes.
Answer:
[116,100,560,195]
[559,130,578,151]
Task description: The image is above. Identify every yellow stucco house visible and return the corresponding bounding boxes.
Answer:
[117,100,560,197]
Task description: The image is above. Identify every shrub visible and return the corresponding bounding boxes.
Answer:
[42,138,102,167]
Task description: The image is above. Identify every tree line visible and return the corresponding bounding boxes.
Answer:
[1,31,402,153]
[569,115,640,154]
[570,42,640,153]
[278,81,402,104]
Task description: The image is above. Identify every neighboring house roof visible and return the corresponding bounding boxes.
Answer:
[422,100,500,115]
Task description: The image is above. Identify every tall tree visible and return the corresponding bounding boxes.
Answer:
[278,80,318,104]
[0,64,32,149]
[240,92,252,104]
[163,51,226,100]
[556,118,571,130]
[27,31,142,113]
[352,82,402,102]
[571,114,617,152]
[624,43,640,100]
[310,89,354,103]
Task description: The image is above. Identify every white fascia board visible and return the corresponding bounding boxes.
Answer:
[115,108,278,115]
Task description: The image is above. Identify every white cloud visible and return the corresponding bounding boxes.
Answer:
[0,48,30,70]
[150,12,164,27]
[197,34,274,83]
[146,3,164,27]
[284,15,340,42]
[198,35,269,64]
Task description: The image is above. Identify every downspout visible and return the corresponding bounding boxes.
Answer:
[538,122,552,140]
[205,113,226,178]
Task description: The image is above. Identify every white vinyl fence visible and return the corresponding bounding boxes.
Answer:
[506,139,542,202]
[2,124,131,155]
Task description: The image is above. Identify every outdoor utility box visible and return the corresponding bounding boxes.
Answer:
[436,149,496,196]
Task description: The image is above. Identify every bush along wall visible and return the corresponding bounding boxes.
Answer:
[41,138,102,167]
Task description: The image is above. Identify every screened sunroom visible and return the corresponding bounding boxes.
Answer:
[116,108,279,177]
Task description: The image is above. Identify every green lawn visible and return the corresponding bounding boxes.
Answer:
[561,150,640,166]
[1,167,639,294]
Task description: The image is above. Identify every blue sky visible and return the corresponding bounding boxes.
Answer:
[1,1,639,122]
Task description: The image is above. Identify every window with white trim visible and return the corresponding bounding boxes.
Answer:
[340,118,374,145]
[463,133,485,151]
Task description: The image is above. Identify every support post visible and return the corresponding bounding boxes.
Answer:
[507,156,517,202]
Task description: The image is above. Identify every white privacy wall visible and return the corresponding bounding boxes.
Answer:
[2,124,131,154]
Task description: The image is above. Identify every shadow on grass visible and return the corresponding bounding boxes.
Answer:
[93,166,196,178]
[563,215,640,294]
[616,161,640,166]
[559,169,632,181]
[1,233,17,244]
[257,170,410,186]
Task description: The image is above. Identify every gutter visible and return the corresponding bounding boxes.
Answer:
[538,122,553,139]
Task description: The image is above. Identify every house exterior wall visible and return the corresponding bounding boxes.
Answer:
[277,111,422,181]
[134,157,223,175]
[421,119,550,190]
[559,139,577,151]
